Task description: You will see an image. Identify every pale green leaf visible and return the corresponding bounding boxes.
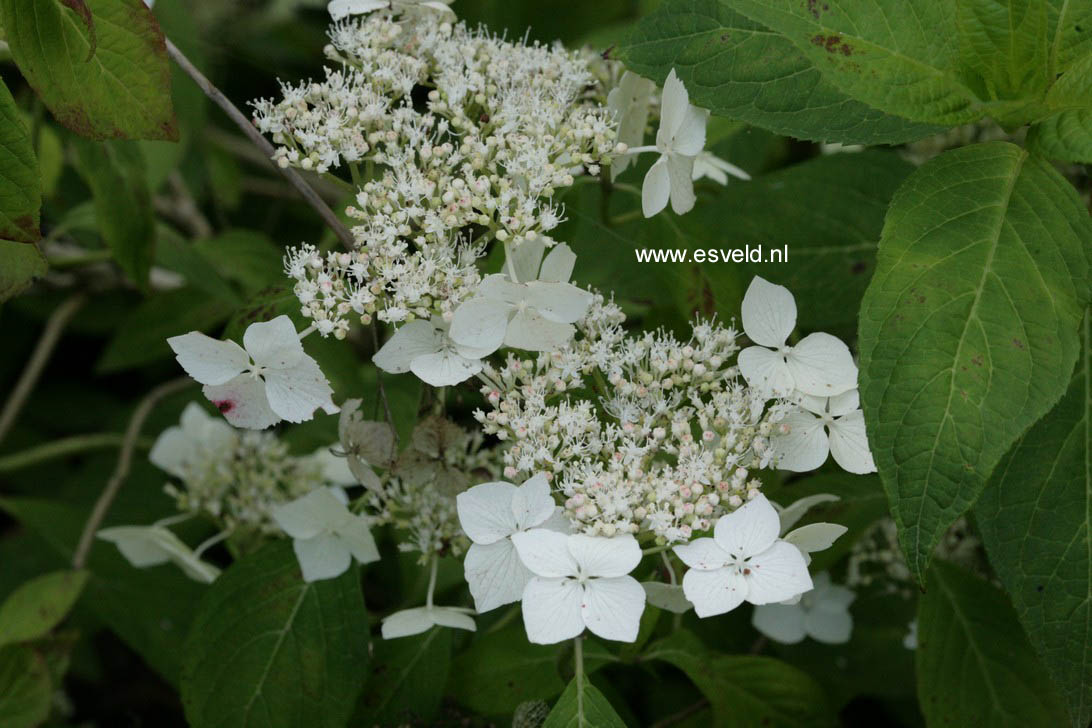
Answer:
[974,311,1092,727]
[956,0,1050,101]
[180,542,369,728]
[858,141,1091,583]
[542,675,627,728]
[0,645,51,728]
[0,570,88,647]
[916,560,1069,727]
[0,0,177,140]
[0,79,39,243]
[1048,0,1092,73]
[1028,109,1092,162]
[618,0,943,144]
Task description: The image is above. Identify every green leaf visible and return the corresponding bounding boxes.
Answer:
[1028,109,1092,162]
[617,0,943,144]
[542,675,627,728]
[71,139,156,287]
[1046,53,1092,112]
[955,0,1050,103]
[356,627,451,726]
[0,570,88,647]
[192,230,285,295]
[644,630,838,728]
[0,644,51,728]
[1048,0,1092,73]
[974,311,1092,727]
[0,240,47,304]
[0,0,177,140]
[180,541,369,728]
[858,141,1091,583]
[916,560,1069,727]
[728,0,994,125]
[0,79,40,243]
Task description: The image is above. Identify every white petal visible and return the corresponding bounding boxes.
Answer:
[511,473,557,531]
[511,529,578,578]
[381,607,435,639]
[293,533,353,582]
[828,410,877,474]
[272,488,349,539]
[672,537,728,571]
[752,603,807,644]
[713,494,780,560]
[657,69,688,141]
[642,156,671,218]
[307,447,356,486]
[741,276,796,348]
[737,347,795,397]
[449,298,510,355]
[667,154,696,215]
[744,541,813,605]
[507,236,545,283]
[202,375,280,430]
[641,582,692,614]
[373,320,440,374]
[521,577,585,644]
[263,356,336,424]
[336,517,380,564]
[538,243,577,283]
[243,316,304,370]
[567,534,641,578]
[539,507,573,534]
[456,481,518,545]
[524,282,593,324]
[582,576,645,642]
[772,410,830,472]
[149,426,193,479]
[410,349,482,386]
[464,540,531,613]
[503,311,575,352]
[167,332,248,385]
[777,493,839,533]
[785,333,858,397]
[97,526,171,567]
[681,567,748,617]
[784,523,847,554]
[827,389,860,416]
[428,607,477,632]
[805,606,853,644]
[672,106,708,157]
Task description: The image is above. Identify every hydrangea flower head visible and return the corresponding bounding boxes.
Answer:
[773,390,876,474]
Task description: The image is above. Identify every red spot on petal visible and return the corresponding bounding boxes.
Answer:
[215,400,235,413]
[743,568,751,575]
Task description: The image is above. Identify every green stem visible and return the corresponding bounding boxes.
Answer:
[425,554,438,609]
[574,635,585,718]
[608,209,644,226]
[0,434,152,472]
[349,162,361,187]
[642,544,671,556]
[46,250,114,269]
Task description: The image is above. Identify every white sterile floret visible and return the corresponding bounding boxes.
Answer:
[272,487,380,582]
[450,239,593,355]
[692,151,751,185]
[328,0,453,21]
[456,473,570,613]
[97,526,220,583]
[607,71,655,181]
[373,316,489,387]
[380,605,476,639]
[773,390,877,474]
[674,493,813,617]
[752,572,855,644]
[641,69,708,217]
[511,530,645,644]
[149,402,237,480]
[737,276,858,398]
[167,316,338,429]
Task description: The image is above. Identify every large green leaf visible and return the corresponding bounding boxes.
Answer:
[955,0,1050,103]
[0,240,47,304]
[0,644,51,728]
[858,141,1091,583]
[0,570,88,648]
[355,627,451,726]
[644,631,838,727]
[974,311,1092,727]
[0,0,177,140]
[71,139,156,287]
[728,0,995,125]
[180,542,369,728]
[0,79,40,243]
[916,560,1069,727]
[542,674,627,728]
[1048,0,1092,74]
[1028,109,1092,162]
[617,0,943,144]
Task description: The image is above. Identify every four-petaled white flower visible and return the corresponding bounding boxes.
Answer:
[752,572,855,644]
[168,316,337,430]
[272,487,380,582]
[373,316,489,387]
[607,71,655,182]
[456,473,570,613]
[692,151,751,185]
[149,402,237,479]
[773,390,877,474]
[380,606,476,639]
[97,526,220,583]
[327,0,453,21]
[674,494,813,617]
[738,276,858,398]
[450,240,592,356]
[641,69,708,217]
[511,530,645,644]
